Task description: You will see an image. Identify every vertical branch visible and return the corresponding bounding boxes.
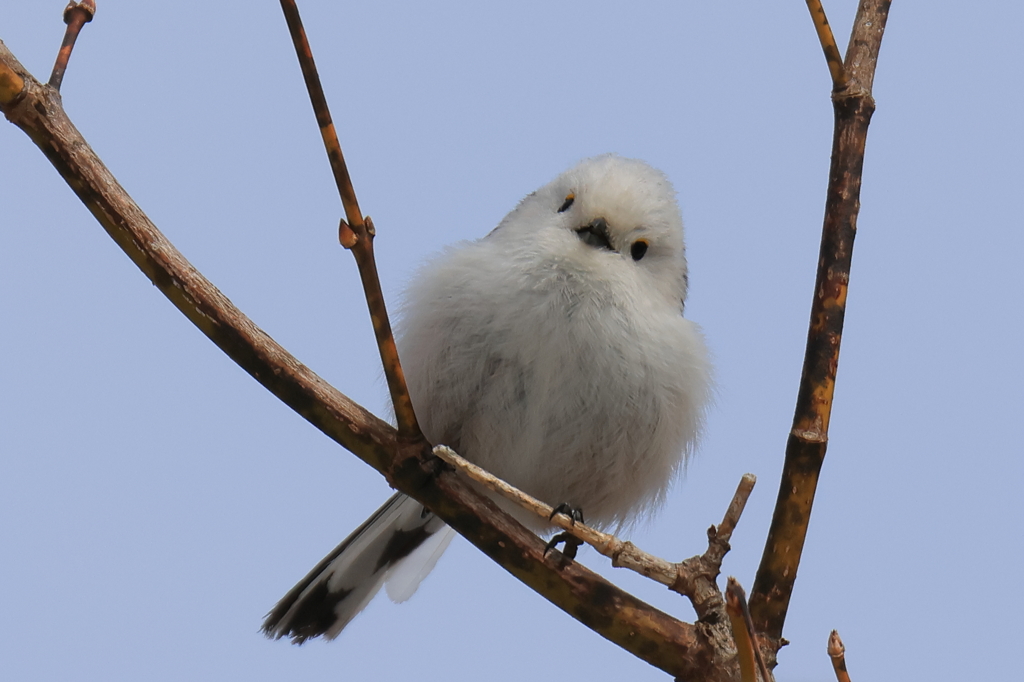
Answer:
[49,1,96,90]
[278,0,424,445]
[748,0,891,640]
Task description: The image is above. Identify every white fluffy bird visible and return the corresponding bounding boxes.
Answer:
[263,154,712,642]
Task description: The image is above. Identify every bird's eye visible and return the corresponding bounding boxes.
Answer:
[558,193,575,213]
[630,240,649,261]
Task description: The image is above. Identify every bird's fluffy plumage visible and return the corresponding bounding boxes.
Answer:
[263,154,712,642]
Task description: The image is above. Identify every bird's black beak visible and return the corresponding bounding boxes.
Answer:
[576,218,614,251]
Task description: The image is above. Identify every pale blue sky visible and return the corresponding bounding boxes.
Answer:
[2,2,1021,680]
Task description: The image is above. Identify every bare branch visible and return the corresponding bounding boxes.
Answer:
[435,445,759,631]
[278,0,422,443]
[748,0,891,640]
[434,445,623,551]
[717,473,756,542]
[277,0,362,230]
[438,445,666,582]
[49,1,95,90]
[0,39,713,680]
[804,0,846,88]
[842,0,892,95]
[672,475,756,621]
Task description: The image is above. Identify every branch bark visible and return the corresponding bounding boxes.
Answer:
[0,38,712,680]
[748,0,892,641]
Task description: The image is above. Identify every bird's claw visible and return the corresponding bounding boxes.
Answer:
[544,531,584,560]
[545,503,585,560]
[548,502,585,526]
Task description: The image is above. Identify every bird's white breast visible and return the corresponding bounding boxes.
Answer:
[397,234,710,530]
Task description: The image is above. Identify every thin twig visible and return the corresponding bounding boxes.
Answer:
[434,445,756,601]
[436,445,668,576]
[804,0,846,88]
[717,473,756,542]
[49,1,95,90]
[672,473,757,621]
[277,0,422,442]
[828,630,852,682]
[277,0,361,230]
[748,0,891,641]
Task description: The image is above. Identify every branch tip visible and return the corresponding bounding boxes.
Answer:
[828,630,851,682]
[718,473,756,541]
[63,0,96,24]
[50,1,97,90]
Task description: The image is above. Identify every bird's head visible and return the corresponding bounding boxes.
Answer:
[492,154,690,311]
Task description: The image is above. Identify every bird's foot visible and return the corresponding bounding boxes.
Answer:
[544,531,584,560]
[548,502,585,526]
[545,503,585,560]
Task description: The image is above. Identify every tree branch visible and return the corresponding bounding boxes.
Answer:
[436,445,756,605]
[748,0,892,640]
[278,0,423,443]
[0,37,713,680]
[49,1,95,90]
[804,0,846,88]
[672,474,756,618]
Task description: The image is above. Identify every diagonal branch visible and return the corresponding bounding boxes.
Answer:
[0,38,712,681]
[804,0,846,88]
[672,473,756,620]
[436,444,768,678]
[278,0,422,443]
[435,444,756,606]
[748,0,892,640]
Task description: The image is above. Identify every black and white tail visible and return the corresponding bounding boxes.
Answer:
[262,493,455,642]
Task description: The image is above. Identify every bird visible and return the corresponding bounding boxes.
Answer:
[262,154,712,643]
